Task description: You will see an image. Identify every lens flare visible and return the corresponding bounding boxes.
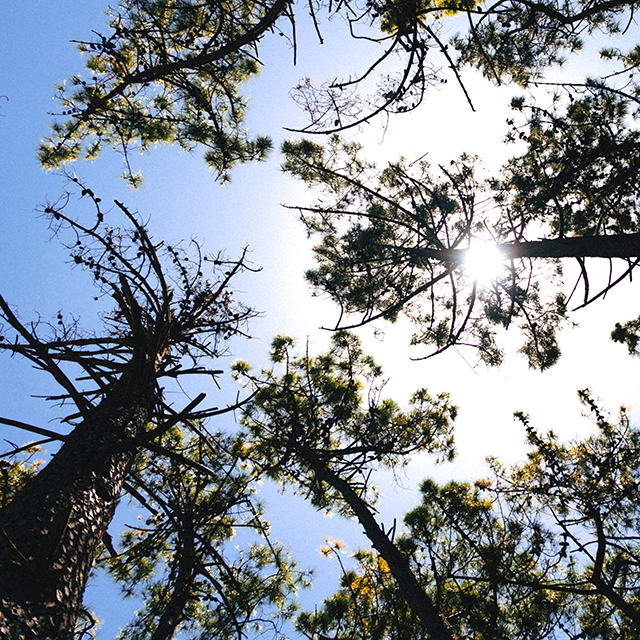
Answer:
[464,242,505,285]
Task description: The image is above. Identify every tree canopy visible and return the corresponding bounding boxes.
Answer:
[38,0,282,185]
[300,392,640,638]
[40,0,640,184]
[233,331,459,639]
[100,428,302,640]
[4,0,640,637]
[282,83,640,368]
[0,181,302,639]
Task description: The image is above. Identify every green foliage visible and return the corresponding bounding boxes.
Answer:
[449,0,634,86]
[282,136,569,368]
[303,391,640,638]
[296,543,422,639]
[362,0,640,109]
[377,0,430,34]
[516,289,567,370]
[403,478,570,640]
[611,315,640,356]
[36,0,640,181]
[233,331,456,513]
[408,392,640,638]
[288,0,640,134]
[39,0,281,184]
[500,394,640,634]
[0,448,43,511]
[496,91,640,240]
[233,332,459,637]
[101,427,305,640]
[284,76,640,369]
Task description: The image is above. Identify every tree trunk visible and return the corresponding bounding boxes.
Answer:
[315,464,459,640]
[0,375,154,640]
[150,531,197,640]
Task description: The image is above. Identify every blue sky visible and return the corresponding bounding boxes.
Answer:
[2,2,640,637]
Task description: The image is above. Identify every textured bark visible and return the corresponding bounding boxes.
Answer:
[0,373,155,640]
[315,464,459,640]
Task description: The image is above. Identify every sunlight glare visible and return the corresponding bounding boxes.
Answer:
[464,241,505,286]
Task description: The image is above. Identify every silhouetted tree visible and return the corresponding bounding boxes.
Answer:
[282,94,640,368]
[233,331,459,640]
[300,391,640,639]
[0,178,289,639]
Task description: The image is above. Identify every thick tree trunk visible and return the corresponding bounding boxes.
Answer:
[315,464,459,640]
[0,375,154,640]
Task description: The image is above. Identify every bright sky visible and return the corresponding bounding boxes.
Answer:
[2,2,640,636]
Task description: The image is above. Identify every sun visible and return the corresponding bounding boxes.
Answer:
[464,241,505,285]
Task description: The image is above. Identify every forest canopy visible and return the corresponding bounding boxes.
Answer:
[2,0,640,638]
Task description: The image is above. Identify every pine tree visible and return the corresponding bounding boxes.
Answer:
[233,331,459,639]
[0,178,270,638]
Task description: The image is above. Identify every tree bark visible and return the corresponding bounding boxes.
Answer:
[0,374,154,640]
[315,464,459,640]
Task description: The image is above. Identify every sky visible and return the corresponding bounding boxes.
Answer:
[2,2,640,637]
